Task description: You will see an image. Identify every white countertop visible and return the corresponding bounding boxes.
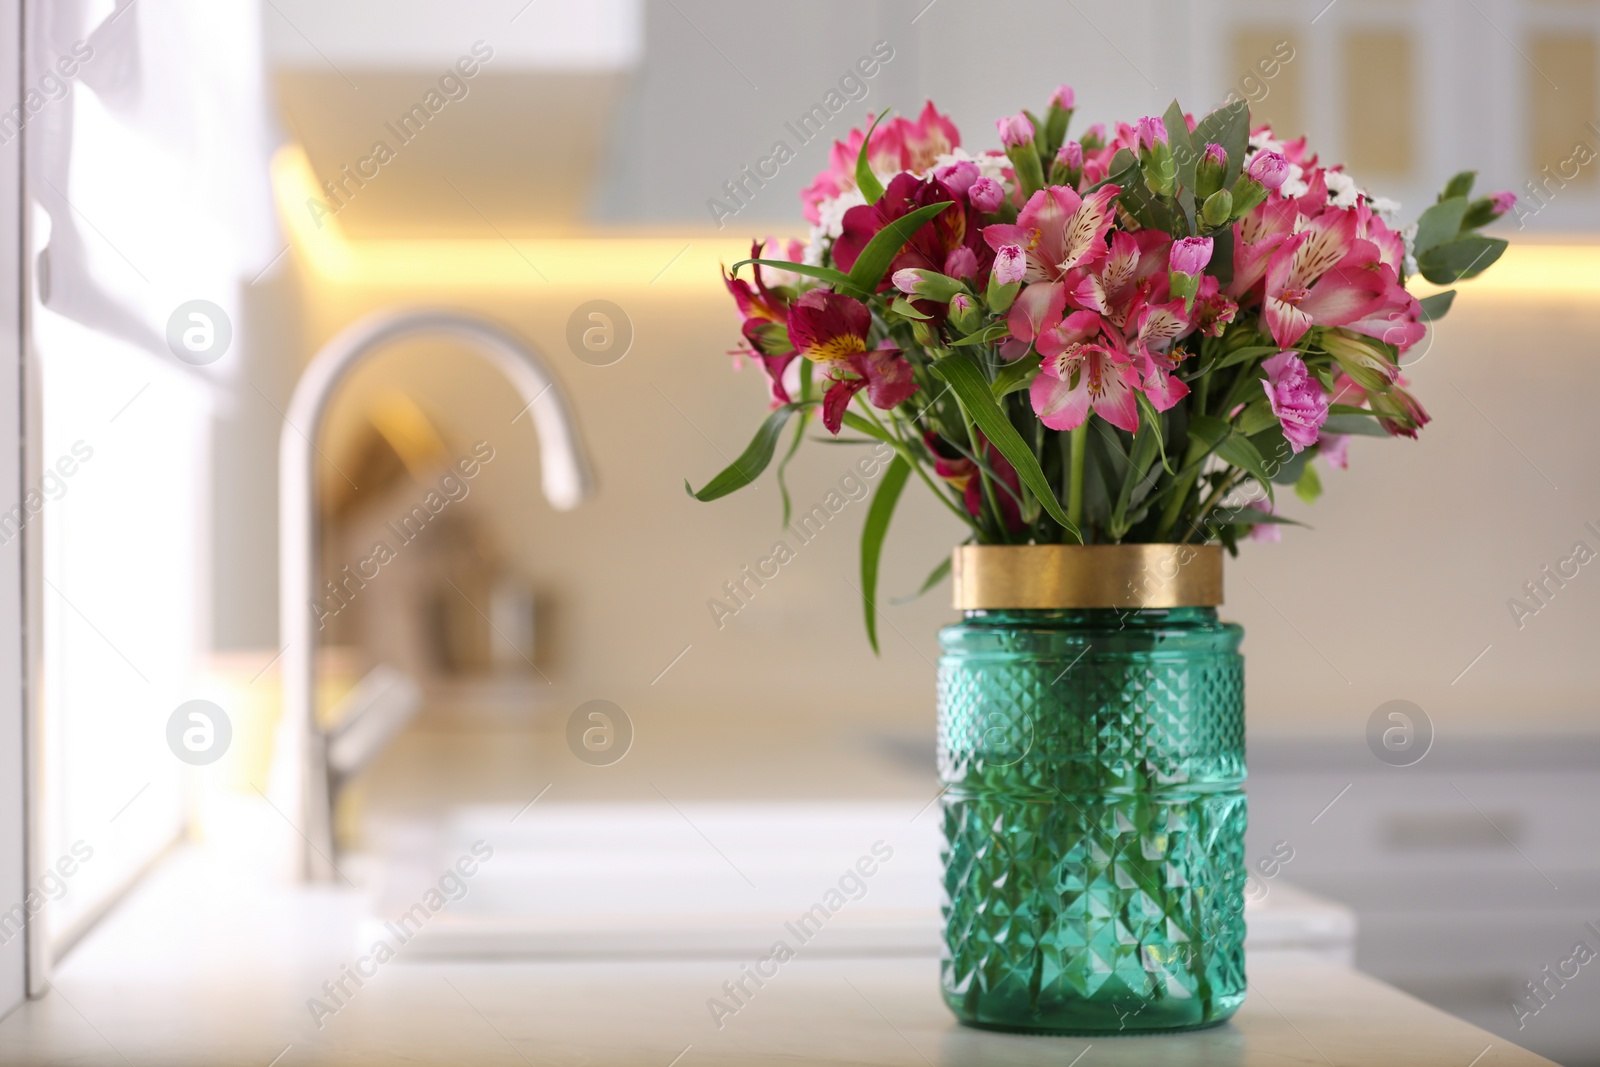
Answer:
[0,846,1553,1066]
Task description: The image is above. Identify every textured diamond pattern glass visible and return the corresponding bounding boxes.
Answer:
[937,608,1246,1033]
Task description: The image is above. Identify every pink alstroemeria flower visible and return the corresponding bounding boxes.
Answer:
[723,240,800,405]
[1262,209,1389,349]
[1030,340,1142,433]
[799,102,961,224]
[982,184,1122,292]
[787,289,871,364]
[820,346,919,434]
[1260,351,1329,452]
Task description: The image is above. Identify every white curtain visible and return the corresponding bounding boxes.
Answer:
[27,0,277,968]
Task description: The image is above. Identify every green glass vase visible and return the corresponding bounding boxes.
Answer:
[937,606,1247,1034]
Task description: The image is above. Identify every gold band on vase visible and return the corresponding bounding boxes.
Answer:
[951,544,1224,610]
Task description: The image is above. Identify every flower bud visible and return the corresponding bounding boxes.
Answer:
[969,176,1006,213]
[1080,123,1107,150]
[934,159,980,197]
[1229,176,1269,219]
[1043,86,1076,155]
[1169,236,1214,277]
[892,268,967,303]
[1048,141,1084,187]
[1200,188,1234,228]
[943,247,979,281]
[1195,143,1227,200]
[1135,116,1168,150]
[1168,269,1200,311]
[992,244,1027,286]
[1246,151,1290,190]
[1135,117,1174,197]
[1142,142,1176,197]
[996,113,1035,150]
[999,114,1045,198]
[1462,189,1519,229]
[949,292,982,334]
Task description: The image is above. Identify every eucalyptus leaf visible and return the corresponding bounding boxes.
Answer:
[1440,170,1477,201]
[1190,99,1251,187]
[1418,235,1507,284]
[1414,198,1469,256]
[1321,412,1389,437]
[1418,289,1456,322]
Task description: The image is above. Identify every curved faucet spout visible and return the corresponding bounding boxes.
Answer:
[274,308,595,880]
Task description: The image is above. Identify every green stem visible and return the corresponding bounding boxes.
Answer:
[1183,471,1242,544]
[960,406,1010,543]
[1154,441,1207,542]
[1067,423,1087,537]
[864,408,978,531]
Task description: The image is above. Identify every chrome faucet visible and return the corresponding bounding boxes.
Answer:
[271,308,595,881]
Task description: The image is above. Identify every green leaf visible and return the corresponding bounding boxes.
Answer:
[1211,343,1279,372]
[686,401,814,501]
[1163,99,1198,234]
[1134,392,1173,474]
[774,362,814,525]
[1439,170,1477,201]
[1205,226,1235,285]
[1294,460,1323,504]
[930,351,1080,540]
[1234,397,1279,437]
[1216,432,1274,498]
[1418,235,1507,285]
[855,111,889,205]
[1086,148,1138,193]
[991,352,1041,398]
[730,258,853,291]
[889,296,932,320]
[1190,99,1251,187]
[1210,507,1308,528]
[859,455,911,654]
[1418,289,1456,322]
[948,322,1011,347]
[843,201,955,297]
[1321,412,1389,437]
[892,554,952,606]
[1186,412,1231,450]
[1413,198,1469,256]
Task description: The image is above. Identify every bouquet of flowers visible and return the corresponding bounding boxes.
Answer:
[692,91,1513,647]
